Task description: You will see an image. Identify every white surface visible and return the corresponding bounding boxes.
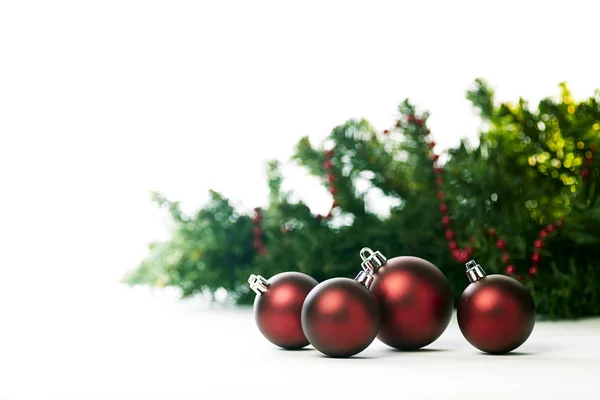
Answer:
[1,283,598,400]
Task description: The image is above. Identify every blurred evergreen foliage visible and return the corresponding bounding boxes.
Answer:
[123,80,600,319]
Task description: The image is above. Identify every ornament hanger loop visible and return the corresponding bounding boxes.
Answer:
[359,247,387,272]
[360,247,374,261]
[248,274,270,295]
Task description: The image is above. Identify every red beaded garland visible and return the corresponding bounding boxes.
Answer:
[252,208,268,256]
[528,266,538,276]
[321,149,339,221]
[398,114,596,280]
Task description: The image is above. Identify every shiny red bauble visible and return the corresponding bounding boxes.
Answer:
[457,261,535,354]
[358,248,453,350]
[249,272,318,349]
[301,277,380,358]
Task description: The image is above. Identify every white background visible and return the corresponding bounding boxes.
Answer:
[2,0,599,289]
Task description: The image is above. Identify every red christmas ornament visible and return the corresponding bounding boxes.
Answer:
[383,129,389,134]
[327,174,336,183]
[329,187,337,196]
[249,272,318,349]
[539,230,547,238]
[428,141,436,149]
[531,253,541,263]
[434,167,443,175]
[448,241,458,250]
[441,216,451,226]
[356,248,453,350]
[445,230,454,240]
[301,277,380,358]
[546,224,554,232]
[533,240,543,249]
[323,160,332,169]
[439,203,448,213]
[436,177,444,186]
[495,239,505,249]
[432,154,440,162]
[457,260,535,354]
[501,252,511,263]
[505,265,516,275]
[437,191,445,199]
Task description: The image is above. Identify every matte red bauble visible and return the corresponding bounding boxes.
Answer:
[301,277,380,358]
[457,260,535,354]
[357,248,453,350]
[248,272,318,349]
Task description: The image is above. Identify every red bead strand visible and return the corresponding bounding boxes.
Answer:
[322,149,339,220]
[252,207,267,256]
[399,115,596,279]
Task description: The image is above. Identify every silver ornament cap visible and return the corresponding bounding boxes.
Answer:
[465,260,486,283]
[360,247,387,272]
[354,247,387,288]
[248,274,270,295]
